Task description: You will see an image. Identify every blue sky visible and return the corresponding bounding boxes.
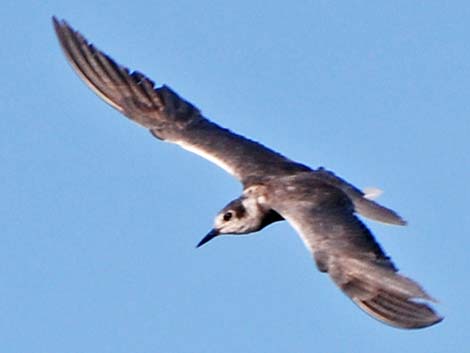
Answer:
[2,1,469,352]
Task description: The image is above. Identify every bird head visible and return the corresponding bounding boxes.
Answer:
[197,196,280,247]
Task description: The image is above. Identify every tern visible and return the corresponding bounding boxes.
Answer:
[53,17,442,329]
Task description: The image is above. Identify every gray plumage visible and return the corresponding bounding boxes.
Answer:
[53,17,442,329]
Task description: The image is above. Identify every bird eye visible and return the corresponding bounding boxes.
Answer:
[223,212,233,221]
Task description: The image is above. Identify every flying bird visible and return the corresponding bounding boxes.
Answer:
[53,17,442,329]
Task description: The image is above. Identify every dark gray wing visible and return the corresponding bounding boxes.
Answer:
[52,17,310,186]
[268,180,441,329]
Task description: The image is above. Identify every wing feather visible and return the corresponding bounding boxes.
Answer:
[269,179,442,329]
[52,17,309,185]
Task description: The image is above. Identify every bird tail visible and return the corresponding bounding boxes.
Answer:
[353,197,407,226]
[314,167,407,225]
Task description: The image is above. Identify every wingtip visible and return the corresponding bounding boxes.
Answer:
[51,15,62,29]
[51,16,60,31]
[356,295,443,329]
[52,17,75,39]
[51,16,69,42]
[331,258,443,329]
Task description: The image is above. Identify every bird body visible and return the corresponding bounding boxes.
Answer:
[53,17,442,329]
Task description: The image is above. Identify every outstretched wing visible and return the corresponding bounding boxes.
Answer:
[52,17,310,186]
[269,181,442,329]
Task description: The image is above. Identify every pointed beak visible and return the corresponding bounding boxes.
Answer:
[196,229,220,248]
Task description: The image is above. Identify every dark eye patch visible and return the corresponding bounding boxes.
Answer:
[234,204,246,218]
[223,212,233,221]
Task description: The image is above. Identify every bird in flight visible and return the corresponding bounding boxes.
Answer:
[53,17,442,329]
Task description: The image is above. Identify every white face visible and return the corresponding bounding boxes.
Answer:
[214,197,264,235]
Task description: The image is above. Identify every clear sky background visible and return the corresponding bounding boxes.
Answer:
[2,1,469,352]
